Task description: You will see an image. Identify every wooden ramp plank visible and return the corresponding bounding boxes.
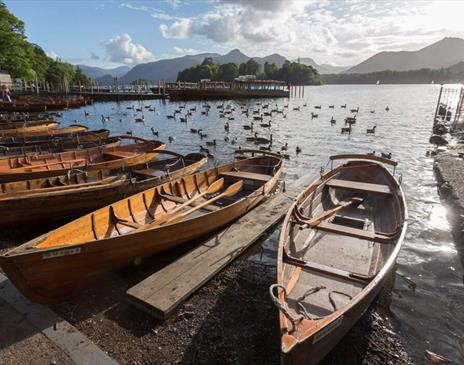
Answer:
[126,190,297,320]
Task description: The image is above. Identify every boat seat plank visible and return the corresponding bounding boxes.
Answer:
[326,179,392,195]
[284,252,373,285]
[103,151,136,159]
[159,193,218,212]
[132,168,166,178]
[220,170,271,183]
[126,190,298,320]
[314,221,393,243]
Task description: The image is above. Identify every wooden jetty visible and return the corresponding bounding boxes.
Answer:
[126,188,297,319]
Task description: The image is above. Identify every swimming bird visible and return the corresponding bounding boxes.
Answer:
[180,116,187,123]
[150,127,159,136]
[224,136,229,142]
[328,105,334,109]
[350,107,360,113]
[311,112,318,119]
[101,115,109,123]
[366,126,377,134]
[314,105,321,109]
[190,128,199,133]
[381,152,392,159]
[260,120,271,128]
[385,106,390,111]
[84,111,92,117]
[281,142,288,151]
[198,131,207,138]
[224,122,230,132]
[168,136,176,143]
[341,126,352,134]
[296,146,302,154]
[206,139,216,146]
[243,123,253,131]
[135,116,144,122]
[330,116,336,125]
[370,110,375,114]
[126,130,133,136]
[230,137,238,145]
[340,104,347,108]
[293,106,300,111]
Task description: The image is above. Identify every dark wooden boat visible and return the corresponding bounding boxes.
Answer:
[271,154,407,365]
[0,138,165,182]
[0,122,60,137]
[0,129,111,147]
[0,102,47,113]
[0,119,56,130]
[0,154,282,303]
[0,151,207,227]
[0,136,121,159]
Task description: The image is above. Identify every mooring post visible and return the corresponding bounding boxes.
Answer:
[433,85,444,124]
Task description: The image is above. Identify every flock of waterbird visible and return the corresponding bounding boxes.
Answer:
[82,99,391,161]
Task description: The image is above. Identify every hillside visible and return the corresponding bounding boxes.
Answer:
[78,65,131,79]
[346,37,464,74]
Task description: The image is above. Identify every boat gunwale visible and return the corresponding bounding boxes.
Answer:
[277,156,408,354]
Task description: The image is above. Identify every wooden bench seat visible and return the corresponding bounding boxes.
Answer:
[314,221,393,243]
[103,151,136,160]
[326,179,392,196]
[284,251,373,285]
[220,170,271,183]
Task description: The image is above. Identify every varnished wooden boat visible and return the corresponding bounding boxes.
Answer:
[0,129,110,147]
[0,153,282,303]
[0,138,165,182]
[0,122,60,137]
[0,136,121,159]
[0,119,56,130]
[0,151,207,227]
[271,154,407,365]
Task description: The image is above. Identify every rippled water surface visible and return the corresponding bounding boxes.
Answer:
[60,84,463,363]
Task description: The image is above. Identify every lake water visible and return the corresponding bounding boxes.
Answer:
[59,84,463,363]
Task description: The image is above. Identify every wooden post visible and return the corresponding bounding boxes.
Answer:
[433,85,443,124]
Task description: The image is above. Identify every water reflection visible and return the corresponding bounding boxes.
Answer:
[60,84,463,363]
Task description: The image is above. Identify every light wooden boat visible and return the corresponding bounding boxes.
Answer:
[0,138,165,182]
[0,151,207,227]
[0,136,121,159]
[0,154,282,303]
[271,154,407,365]
[0,129,111,147]
[0,122,60,137]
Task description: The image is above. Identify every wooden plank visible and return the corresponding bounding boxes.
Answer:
[326,179,392,195]
[314,221,392,243]
[220,170,271,182]
[0,273,118,365]
[126,190,297,319]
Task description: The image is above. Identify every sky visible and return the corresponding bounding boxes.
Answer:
[5,0,464,69]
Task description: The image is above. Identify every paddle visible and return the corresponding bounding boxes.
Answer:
[137,177,225,231]
[302,197,364,227]
[164,180,244,225]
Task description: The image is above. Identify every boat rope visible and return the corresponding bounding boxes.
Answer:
[328,291,353,312]
[296,286,326,320]
[269,284,304,333]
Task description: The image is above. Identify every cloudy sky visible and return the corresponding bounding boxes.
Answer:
[6,0,464,69]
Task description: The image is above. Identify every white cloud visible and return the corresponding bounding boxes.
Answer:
[103,33,154,64]
[173,46,198,55]
[46,50,59,60]
[158,0,464,65]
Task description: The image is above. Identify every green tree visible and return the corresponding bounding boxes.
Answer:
[244,59,260,76]
[264,62,279,79]
[73,66,92,86]
[217,63,238,82]
[0,2,35,79]
[45,60,75,88]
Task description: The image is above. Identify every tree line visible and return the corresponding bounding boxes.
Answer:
[322,64,464,84]
[177,57,322,85]
[0,2,91,87]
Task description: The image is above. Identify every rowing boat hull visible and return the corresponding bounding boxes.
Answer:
[0,141,165,182]
[0,156,282,303]
[276,155,407,365]
[0,129,111,147]
[0,154,207,227]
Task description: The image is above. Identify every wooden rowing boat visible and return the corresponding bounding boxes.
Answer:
[0,154,282,303]
[0,136,121,159]
[0,151,207,227]
[0,129,111,147]
[0,122,60,137]
[0,102,47,113]
[0,138,165,182]
[271,154,407,365]
[0,119,56,130]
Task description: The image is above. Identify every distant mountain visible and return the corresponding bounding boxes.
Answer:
[94,74,114,86]
[120,53,220,84]
[77,65,131,79]
[346,37,464,74]
[213,49,250,65]
[294,58,349,74]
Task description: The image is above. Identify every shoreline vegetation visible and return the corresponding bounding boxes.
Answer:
[176,57,323,85]
[0,2,91,88]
